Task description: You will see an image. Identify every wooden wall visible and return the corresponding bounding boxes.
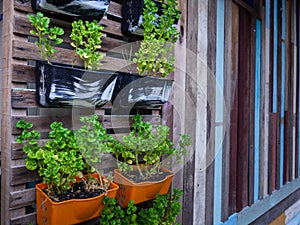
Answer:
[0,0,164,224]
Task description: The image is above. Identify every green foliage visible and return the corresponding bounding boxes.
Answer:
[111,115,191,180]
[137,188,183,225]
[16,115,113,196]
[16,120,84,195]
[100,198,138,225]
[75,115,114,173]
[100,188,183,225]
[27,12,64,64]
[133,0,181,77]
[70,20,104,70]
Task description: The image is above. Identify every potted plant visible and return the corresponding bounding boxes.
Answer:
[121,0,180,39]
[28,12,117,107]
[111,115,191,207]
[112,0,181,108]
[100,188,184,225]
[16,115,119,225]
[31,0,110,21]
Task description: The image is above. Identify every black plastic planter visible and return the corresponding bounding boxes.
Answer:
[121,0,179,39]
[112,72,173,108]
[31,0,110,21]
[35,61,117,107]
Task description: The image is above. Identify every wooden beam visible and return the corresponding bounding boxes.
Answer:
[1,0,15,224]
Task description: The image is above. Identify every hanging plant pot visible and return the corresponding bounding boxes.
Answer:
[113,167,174,208]
[121,0,179,39]
[31,0,110,21]
[35,61,117,107]
[36,174,119,225]
[112,72,173,108]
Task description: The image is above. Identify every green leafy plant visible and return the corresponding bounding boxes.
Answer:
[27,12,64,64]
[133,0,181,77]
[138,188,184,225]
[100,188,184,225]
[16,120,84,195]
[75,115,114,189]
[100,198,138,225]
[16,115,113,198]
[70,20,104,70]
[111,114,191,181]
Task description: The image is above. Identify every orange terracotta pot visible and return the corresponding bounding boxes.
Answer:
[113,167,174,207]
[36,174,119,225]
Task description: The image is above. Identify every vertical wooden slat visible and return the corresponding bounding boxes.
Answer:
[214,0,225,223]
[236,6,251,212]
[248,15,257,206]
[172,0,187,223]
[222,0,233,220]
[1,0,14,224]
[182,0,199,223]
[205,0,217,224]
[260,1,270,199]
[293,0,299,179]
[254,18,262,203]
[229,2,239,215]
[193,0,209,224]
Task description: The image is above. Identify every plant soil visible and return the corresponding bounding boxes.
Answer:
[122,169,172,183]
[43,180,107,202]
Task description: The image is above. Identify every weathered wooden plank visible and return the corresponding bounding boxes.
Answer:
[222,0,232,220]
[236,6,251,212]
[248,15,257,206]
[229,2,239,215]
[10,212,36,225]
[11,166,40,186]
[14,0,122,18]
[269,113,278,193]
[260,3,270,199]
[204,0,217,224]
[10,188,36,208]
[12,114,161,134]
[14,12,123,38]
[12,89,36,109]
[12,40,128,71]
[12,64,35,83]
[1,0,16,223]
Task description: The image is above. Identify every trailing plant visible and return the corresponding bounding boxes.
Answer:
[70,20,104,70]
[100,188,184,225]
[133,0,181,77]
[16,120,84,195]
[100,198,138,225]
[27,12,64,64]
[137,188,184,225]
[111,114,191,181]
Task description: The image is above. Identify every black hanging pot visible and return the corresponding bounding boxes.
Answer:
[31,0,110,21]
[112,71,173,108]
[35,61,117,107]
[121,0,179,39]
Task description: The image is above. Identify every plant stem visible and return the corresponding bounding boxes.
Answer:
[135,153,144,179]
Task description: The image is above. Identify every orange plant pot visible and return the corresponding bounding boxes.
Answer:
[36,174,119,225]
[113,167,174,207]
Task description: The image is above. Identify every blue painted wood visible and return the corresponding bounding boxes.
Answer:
[287,211,300,225]
[272,0,278,113]
[214,0,225,224]
[217,213,237,225]
[254,19,261,202]
[279,0,286,187]
[266,0,270,29]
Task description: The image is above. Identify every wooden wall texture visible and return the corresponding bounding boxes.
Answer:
[2,0,300,225]
[0,0,164,224]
